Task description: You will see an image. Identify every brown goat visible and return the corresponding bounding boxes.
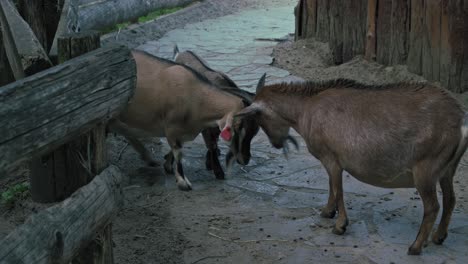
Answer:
[173,45,261,179]
[235,79,468,255]
[110,50,264,191]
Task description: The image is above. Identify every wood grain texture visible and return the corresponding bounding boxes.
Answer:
[407,0,425,75]
[0,165,125,264]
[0,0,52,78]
[389,0,409,64]
[329,0,343,64]
[0,45,136,177]
[365,0,377,61]
[315,0,330,42]
[342,0,367,62]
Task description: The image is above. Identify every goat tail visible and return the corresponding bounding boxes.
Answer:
[173,44,180,61]
[451,112,468,170]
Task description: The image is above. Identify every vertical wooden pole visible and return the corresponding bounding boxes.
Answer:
[57,30,114,264]
[365,0,377,61]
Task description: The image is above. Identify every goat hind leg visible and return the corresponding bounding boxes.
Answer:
[408,172,440,255]
[432,174,455,245]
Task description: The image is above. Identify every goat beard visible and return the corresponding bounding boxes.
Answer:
[282,135,299,158]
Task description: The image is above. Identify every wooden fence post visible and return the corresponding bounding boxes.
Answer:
[28,30,114,263]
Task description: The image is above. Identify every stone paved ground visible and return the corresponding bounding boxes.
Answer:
[108,0,468,263]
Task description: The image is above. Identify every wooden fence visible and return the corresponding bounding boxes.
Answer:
[0,1,137,263]
[295,0,468,93]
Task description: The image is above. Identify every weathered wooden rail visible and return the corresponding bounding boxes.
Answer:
[0,165,125,264]
[295,0,468,93]
[0,44,135,176]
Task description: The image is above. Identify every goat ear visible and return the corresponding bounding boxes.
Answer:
[173,44,179,60]
[234,105,260,120]
[256,73,266,94]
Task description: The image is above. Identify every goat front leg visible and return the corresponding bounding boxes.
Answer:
[202,128,224,179]
[167,137,192,191]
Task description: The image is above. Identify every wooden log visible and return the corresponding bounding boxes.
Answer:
[294,0,304,40]
[389,0,409,65]
[0,44,136,178]
[29,31,102,203]
[441,0,468,93]
[342,0,367,62]
[0,24,15,86]
[315,0,330,42]
[365,0,377,61]
[0,0,52,78]
[49,0,72,62]
[329,0,343,64]
[407,0,425,75]
[422,0,441,81]
[376,0,393,65]
[305,0,317,38]
[0,165,126,264]
[70,0,196,31]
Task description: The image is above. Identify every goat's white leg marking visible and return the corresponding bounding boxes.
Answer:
[169,139,192,191]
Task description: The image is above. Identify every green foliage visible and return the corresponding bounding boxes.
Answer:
[101,6,184,34]
[1,182,29,206]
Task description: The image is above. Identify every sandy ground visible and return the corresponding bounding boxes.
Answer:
[1,1,468,263]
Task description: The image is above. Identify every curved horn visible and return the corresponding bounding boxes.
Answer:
[173,44,180,60]
[234,104,261,120]
[256,73,266,94]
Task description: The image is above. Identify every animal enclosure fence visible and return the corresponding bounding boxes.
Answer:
[0,1,137,262]
[295,0,468,93]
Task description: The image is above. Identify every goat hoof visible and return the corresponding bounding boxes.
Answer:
[407,246,422,255]
[177,180,192,191]
[320,209,336,219]
[432,232,447,245]
[332,226,346,235]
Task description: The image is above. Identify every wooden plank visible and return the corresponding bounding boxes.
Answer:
[0,0,52,78]
[305,0,317,38]
[376,0,393,65]
[0,24,15,86]
[295,0,304,40]
[389,0,410,64]
[342,0,367,62]
[315,0,330,42]
[49,0,72,62]
[0,0,25,80]
[407,0,425,75]
[0,165,125,264]
[329,0,343,64]
[365,0,377,61]
[445,0,468,93]
[422,0,441,81]
[0,44,136,177]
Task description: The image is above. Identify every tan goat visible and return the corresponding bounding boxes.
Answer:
[173,45,261,180]
[111,50,264,191]
[235,79,468,255]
